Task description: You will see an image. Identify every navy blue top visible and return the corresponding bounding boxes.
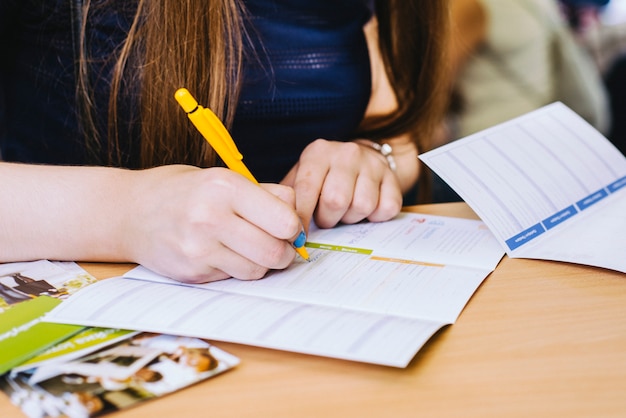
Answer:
[0,0,373,182]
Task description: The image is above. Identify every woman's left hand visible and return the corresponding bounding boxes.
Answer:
[281,139,403,231]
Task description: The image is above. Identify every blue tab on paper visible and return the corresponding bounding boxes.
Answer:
[608,176,626,194]
[542,205,577,230]
[506,223,545,251]
[576,189,608,211]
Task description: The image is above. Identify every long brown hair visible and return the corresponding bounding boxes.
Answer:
[362,1,448,151]
[77,0,448,168]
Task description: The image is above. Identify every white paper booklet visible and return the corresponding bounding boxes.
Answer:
[46,212,504,368]
[420,102,626,273]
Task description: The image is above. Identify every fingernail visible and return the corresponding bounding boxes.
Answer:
[293,230,307,248]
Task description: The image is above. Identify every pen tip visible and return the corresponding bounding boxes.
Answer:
[295,246,310,261]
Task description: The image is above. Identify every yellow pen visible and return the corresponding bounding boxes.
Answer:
[174,88,310,262]
[174,88,257,184]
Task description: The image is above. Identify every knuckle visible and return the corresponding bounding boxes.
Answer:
[264,241,292,268]
[303,138,336,161]
[281,214,302,239]
[200,167,242,198]
[308,138,328,152]
[321,188,351,212]
[350,195,378,219]
[280,186,297,205]
[177,240,205,262]
[372,197,402,221]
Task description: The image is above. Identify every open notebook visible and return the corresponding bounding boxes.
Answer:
[45,212,504,368]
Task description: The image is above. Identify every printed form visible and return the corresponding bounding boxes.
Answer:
[46,213,504,368]
[420,102,626,273]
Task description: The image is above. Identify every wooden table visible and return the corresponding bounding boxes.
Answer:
[3,202,626,417]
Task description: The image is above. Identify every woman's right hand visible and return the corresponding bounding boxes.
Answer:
[128,165,304,283]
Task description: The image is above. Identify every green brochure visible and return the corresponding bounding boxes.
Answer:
[0,296,84,375]
[12,327,138,373]
[0,260,98,375]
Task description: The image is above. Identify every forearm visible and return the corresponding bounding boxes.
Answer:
[0,162,136,263]
[361,17,419,194]
[0,162,307,282]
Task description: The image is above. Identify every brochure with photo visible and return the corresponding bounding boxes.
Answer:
[1,332,240,418]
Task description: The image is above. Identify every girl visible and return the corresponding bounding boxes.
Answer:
[0,0,448,282]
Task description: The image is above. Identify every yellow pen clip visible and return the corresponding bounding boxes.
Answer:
[174,88,257,184]
[201,108,243,160]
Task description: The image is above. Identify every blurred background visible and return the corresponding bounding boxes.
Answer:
[424,0,626,203]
